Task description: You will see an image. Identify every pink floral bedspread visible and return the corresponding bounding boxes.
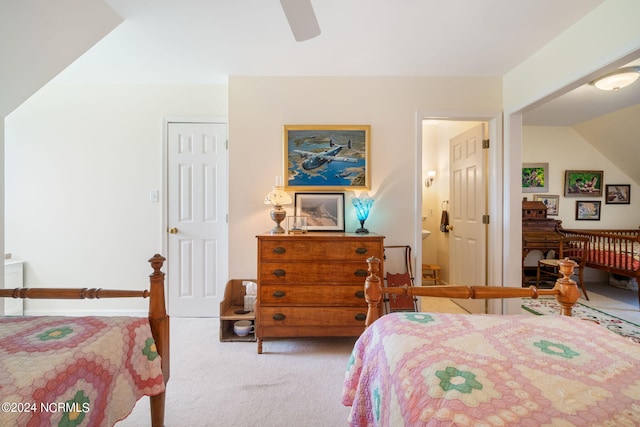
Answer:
[343,312,640,426]
[0,316,165,427]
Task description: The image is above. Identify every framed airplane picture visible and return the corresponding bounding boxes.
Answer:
[283,124,370,190]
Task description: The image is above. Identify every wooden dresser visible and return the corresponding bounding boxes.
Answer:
[256,232,384,353]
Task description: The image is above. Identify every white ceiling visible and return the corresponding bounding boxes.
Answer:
[54,0,605,85]
[53,0,640,127]
[14,0,639,182]
[523,59,640,126]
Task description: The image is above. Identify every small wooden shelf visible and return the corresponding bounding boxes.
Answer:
[220,279,256,342]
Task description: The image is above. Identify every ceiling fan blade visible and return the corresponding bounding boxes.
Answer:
[279,0,321,42]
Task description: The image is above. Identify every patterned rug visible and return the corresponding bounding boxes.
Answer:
[522,298,640,344]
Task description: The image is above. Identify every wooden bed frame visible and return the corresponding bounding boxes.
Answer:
[560,227,640,305]
[0,254,169,427]
[363,255,580,327]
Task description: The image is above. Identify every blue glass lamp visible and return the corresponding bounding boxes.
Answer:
[352,197,374,234]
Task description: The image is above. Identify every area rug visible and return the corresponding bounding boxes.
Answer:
[522,298,640,344]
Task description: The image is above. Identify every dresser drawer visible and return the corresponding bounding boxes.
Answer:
[259,239,381,262]
[258,306,367,328]
[259,261,369,285]
[260,284,365,306]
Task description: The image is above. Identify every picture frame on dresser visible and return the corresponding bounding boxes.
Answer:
[605,184,630,204]
[283,124,370,190]
[294,192,345,231]
[575,200,601,221]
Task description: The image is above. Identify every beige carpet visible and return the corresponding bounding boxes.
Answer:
[117,318,356,427]
[117,281,639,427]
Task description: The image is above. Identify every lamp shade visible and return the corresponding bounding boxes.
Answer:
[264,188,292,207]
[591,66,640,91]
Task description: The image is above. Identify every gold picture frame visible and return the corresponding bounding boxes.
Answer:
[284,124,370,190]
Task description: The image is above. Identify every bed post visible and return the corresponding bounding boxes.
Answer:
[148,254,169,427]
[364,256,383,327]
[554,258,581,316]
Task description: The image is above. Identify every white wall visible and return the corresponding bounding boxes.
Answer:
[5,83,227,313]
[522,126,639,229]
[228,76,502,280]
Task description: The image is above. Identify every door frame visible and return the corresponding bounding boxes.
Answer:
[415,110,503,314]
[161,115,229,311]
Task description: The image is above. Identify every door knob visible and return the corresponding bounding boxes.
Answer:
[446,225,453,231]
[168,227,178,234]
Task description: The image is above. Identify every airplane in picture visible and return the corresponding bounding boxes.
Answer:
[294,139,359,170]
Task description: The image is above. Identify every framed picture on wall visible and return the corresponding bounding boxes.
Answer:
[284,124,370,191]
[575,200,601,221]
[605,184,630,204]
[522,163,548,193]
[533,194,559,216]
[294,192,345,231]
[564,170,603,197]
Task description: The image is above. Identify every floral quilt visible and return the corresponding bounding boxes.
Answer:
[343,312,640,426]
[0,316,165,427]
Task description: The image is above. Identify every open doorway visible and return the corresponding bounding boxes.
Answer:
[416,112,503,314]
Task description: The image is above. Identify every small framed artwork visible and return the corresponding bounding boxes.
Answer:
[575,200,601,221]
[564,170,603,197]
[284,124,370,191]
[521,163,548,193]
[294,192,345,231]
[533,194,559,216]
[605,184,630,204]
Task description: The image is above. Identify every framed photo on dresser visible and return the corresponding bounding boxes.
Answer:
[294,192,345,231]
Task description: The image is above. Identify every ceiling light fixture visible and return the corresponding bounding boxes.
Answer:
[590,66,640,91]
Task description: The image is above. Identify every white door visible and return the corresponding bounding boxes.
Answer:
[449,123,487,313]
[167,122,228,317]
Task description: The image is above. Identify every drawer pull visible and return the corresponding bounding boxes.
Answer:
[272,290,286,298]
[355,247,369,255]
[355,313,367,322]
[273,269,286,277]
[273,246,286,255]
[272,313,286,321]
[354,269,368,277]
[354,290,365,299]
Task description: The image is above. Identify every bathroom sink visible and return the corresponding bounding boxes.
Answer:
[421,229,431,240]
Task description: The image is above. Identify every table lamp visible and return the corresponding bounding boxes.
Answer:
[264,187,292,234]
[352,196,374,234]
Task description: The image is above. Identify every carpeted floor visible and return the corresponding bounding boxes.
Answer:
[118,280,640,426]
[117,318,356,427]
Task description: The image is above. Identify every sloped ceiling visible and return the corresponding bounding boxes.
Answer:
[573,104,640,185]
[0,0,122,117]
[523,58,640,185]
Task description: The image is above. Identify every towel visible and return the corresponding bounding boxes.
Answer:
[439,209,449,232]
